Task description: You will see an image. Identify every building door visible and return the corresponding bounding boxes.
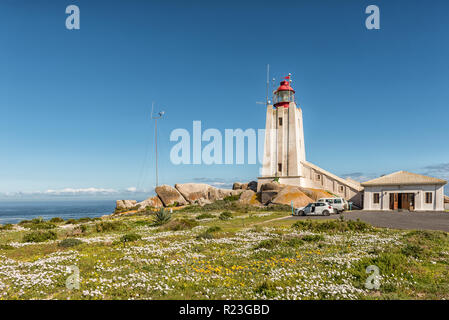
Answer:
[389,193,415,211]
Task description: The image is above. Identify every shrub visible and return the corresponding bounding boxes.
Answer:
[0,224,14,231]
[152,208,172,226]
[254,239,280,250]
[196,231,214,240]
[206,226,221,233]
[0,244,14,250]
[120,233,142,243]
[255,280,278,298]
[23,230,57,243]
[196,213,215,220]
[401,244,425,258]
[164,219,198,231]
[219,211,233,221]
[65,219,77,225]
[223,194,241,202]
[302,234,325,242]
[27,222,57,230]
[292,219,372,233]
[49,217,64,223]
[58,238,83,248]
[95,221,127,233]
[286,237,304,247]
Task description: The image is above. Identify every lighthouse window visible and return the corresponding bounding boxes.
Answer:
[279,118,283,126]
[278,163,282,172]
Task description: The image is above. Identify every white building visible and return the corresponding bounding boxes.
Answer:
[361,171,447,211]
[258,77,363,206]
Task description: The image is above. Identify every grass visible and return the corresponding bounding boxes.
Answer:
[0,209,448,300]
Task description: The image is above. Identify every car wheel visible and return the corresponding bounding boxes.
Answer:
[300,211,305,216]
[322,210,330,216]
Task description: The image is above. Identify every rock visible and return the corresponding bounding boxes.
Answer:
[136,196,163,211]
[260,182,284,192]
[300,188,334,201]
[232,182,248,190]
[247,181,258,192]
[238,190,261,206]
[155,185,188,207]
[260,190,279,204]
[271,186,313,207]
[116,200,137,210]
[175,183,242,204]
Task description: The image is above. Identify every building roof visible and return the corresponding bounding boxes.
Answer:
[302,161,364,191]
[361,171,447,187]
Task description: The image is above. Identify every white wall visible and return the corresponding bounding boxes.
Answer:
[363,184,445,211]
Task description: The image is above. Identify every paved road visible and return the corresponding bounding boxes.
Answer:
[286,210,449,232]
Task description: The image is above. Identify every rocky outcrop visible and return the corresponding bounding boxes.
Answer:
[155,185,188,207]
[116,200,137,210]
[300,188,334,201]
[175,183,242,205]
[260,182,284,192]
[238,190,261,206]
[247,181,258,192]
[136,196,163,211]
[232,182,248,190]
[271,186,314,207]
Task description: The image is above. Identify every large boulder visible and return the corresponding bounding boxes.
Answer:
[259,190,279,204]
[271,186,314,207]
[116,200,137,210]
[300,188,334,201]
[247,181,258,192]
[238,190,261,206]
[260,182,284,192]
[136,196,163,211]
[155,185,188,207]
[175,183,243,204]
[232,182,248,190]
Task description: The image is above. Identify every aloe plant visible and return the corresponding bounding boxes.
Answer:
[151,208,172,226]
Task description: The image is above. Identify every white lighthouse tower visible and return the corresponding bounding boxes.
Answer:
[259,76,307,187]
[258,74,363,207]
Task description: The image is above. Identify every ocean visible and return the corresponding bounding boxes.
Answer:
[0,200,118,225]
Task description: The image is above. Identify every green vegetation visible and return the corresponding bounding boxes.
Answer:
[151,208,172,226]
[120,233,142,243]
[58,238,84,248]
[0,208,448,300]
[219,211,233,221]
[196,213,215,220]
[22,230,57,243]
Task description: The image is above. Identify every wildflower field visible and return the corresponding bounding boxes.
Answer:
[0,204,448,300]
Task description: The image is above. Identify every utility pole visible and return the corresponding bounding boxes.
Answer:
[151,102,165,187]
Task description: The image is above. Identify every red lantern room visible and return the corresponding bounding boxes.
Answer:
[273,76,295,108]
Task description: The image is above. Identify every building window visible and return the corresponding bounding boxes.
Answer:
[339,186,344,193]
[278,117,283,126]
[316,174,321,181]
[373,193,380,204]
[425,192,433,204]
[278,163,282,172]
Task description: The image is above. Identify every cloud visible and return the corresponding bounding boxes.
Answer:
[0,186,150,199]
[421,163,449,181]
[340,172,377,183]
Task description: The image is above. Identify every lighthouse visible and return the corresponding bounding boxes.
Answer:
[258,74,364,207]
[259,76,306,186]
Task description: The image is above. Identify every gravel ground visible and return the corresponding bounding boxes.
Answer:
[287,210,449,232]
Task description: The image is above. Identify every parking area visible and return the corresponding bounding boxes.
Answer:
[287,210,449,232]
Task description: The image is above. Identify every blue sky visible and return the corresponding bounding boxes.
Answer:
[1,0,448,200]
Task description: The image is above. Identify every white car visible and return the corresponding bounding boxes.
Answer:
[293,202,333,216]
[317,197,348,214]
